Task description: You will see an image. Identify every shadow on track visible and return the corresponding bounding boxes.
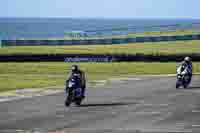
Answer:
[80,102,138,107]
[187,86,200,89]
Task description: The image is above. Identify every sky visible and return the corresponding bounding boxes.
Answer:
[1,0,200,18]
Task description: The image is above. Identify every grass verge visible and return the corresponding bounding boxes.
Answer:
[1,40,200,55]
[17,29,200,40]
[1,62,200,92]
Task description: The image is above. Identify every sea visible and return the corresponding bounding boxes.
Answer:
[0,18,200,39]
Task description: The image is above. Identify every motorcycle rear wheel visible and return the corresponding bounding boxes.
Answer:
[65,89,73,107]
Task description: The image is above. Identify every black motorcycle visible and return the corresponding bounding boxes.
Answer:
[65,74,83,106]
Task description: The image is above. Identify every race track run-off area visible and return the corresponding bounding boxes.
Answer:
[1,76,200,133]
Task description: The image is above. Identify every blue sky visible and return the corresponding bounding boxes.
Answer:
[1,0,200,18]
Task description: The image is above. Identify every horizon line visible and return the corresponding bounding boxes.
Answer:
[0,16,200,20]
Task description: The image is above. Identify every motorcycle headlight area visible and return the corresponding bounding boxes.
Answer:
[177,75,182,79]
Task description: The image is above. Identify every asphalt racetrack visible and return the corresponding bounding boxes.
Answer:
[1,76,200,133]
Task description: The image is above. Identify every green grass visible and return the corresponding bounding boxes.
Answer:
[1,40,200,55]
[1,62,200,92]
[127,29,200,37]
[93,29,200,39]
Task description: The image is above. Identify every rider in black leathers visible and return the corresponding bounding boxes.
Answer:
[66,65,86,98]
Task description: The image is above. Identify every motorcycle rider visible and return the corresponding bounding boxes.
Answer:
[180,56,193,83]
[66,65,86,98]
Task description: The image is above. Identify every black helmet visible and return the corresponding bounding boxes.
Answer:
[71,64,78,72]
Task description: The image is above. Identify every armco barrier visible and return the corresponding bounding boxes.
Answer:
[1,54,200,62]
[112,38,126,44]
[126,38,136,43]
[2,34,200,46]
[192,35,199,40]
[0,54,113,62]
[103,39,113,44]
[64,56,112,62]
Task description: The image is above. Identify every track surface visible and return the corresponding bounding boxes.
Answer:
[1,76,200,133]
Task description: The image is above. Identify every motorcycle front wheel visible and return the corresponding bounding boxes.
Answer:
[65,89,73,107]
[176,80,181,89]
[75,98,82,106]
[65,99,71,107]
[183,83,188,89]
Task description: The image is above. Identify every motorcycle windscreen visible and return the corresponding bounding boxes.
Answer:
[68,81,75,88]
[177,66,184,74]
[177,74,182,79]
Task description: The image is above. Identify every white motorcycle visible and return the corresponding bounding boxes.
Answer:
[176,65,191,89]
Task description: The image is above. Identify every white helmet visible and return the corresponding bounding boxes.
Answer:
[184,56,191,62]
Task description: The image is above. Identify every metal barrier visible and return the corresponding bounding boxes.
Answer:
[1,53,200,62]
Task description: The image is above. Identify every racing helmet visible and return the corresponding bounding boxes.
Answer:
[71,64,79,72]
[184,56,191,63]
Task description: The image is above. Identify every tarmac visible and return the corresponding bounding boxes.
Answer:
[0,76,200,133]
